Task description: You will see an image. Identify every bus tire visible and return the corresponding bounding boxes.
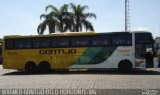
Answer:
[118,60,132,72]
[25,62,37,73]
[38,61,51,73]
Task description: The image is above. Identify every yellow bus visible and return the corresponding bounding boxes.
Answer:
[2,31,159,72]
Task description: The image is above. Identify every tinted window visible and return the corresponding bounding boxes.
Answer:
[71,37,89,47]
[135,33,153,44]
[91,36,110,46]
[51,37,69,47]
[112,34,132,46]
[6,39,14,49]
[33,38,50,48]
[15,39,32,49]
[135,44,145,58]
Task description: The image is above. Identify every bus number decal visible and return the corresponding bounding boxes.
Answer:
[7,52,17,55]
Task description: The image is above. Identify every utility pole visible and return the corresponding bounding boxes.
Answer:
[125,0,130,32]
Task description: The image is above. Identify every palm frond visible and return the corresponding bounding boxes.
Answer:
[37,21,47,34]
[40,14,46,20]
[69,3,77,14]
[82,20,94,31]
[84,13,97,19]
[45,5,59,13]
[80,5,89,13]
[60,4,69,13]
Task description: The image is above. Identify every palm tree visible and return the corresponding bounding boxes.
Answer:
[37,3,97,34]
[45,4,70,32]
[69,3,97,32]
[37,13,56,34]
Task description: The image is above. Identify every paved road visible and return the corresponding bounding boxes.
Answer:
[0,65,160,89]
[0,65,160,94]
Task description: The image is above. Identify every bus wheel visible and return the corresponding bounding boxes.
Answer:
[118,60,132,72]
[25,62,37,73]
[38,61,51,73]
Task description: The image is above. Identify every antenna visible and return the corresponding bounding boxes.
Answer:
[125,0,130,32]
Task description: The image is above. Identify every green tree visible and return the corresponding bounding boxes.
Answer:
[69,3,97,32]
[37,13,56,34]
[45,4,70,32]
[37,3,97,34]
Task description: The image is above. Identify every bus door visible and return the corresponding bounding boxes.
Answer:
[135,43,146,68]
[135,43,154,68]
[145,44,154,68]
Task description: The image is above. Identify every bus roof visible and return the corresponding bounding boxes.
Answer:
[4,32,96,38]
[3,31,151,39]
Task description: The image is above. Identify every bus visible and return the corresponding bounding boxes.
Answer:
[2,31,159,72]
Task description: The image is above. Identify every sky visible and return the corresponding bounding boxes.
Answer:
[0,0,160,38]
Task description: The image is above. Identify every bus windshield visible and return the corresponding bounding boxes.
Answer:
[135,33,155,58]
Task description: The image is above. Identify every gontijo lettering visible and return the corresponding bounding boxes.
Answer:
[39,49,76,55]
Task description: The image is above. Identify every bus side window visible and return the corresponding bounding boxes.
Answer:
[112,35,132,46]
[15,39,22,48]
[14,39,32,49]
[51,38,69,48]
[51,38,57,47]
[71,37,89,47]
[41,38,50,48]
[33,38,50,48]
[6,39,14,49]
[57,38,69,47]
[91,36,110,46]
